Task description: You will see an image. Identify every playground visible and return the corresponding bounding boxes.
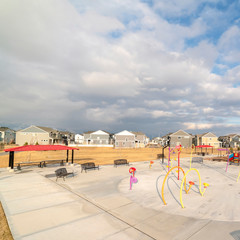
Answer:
[1,153,240,239]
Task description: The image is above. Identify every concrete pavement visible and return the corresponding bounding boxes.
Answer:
[1,158,240,239]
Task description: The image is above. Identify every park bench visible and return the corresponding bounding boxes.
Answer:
[39,159,64,168]
[192,157,203,164]
[55,168,74,181]
[16,161,41,170]
[81,162,99,173]
[114,159,129,167]
[212,157,227,162]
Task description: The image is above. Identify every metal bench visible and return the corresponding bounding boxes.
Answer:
[114,159,129,167]
[192,157,203,164]
[39,160,64,168]
[16,161,41,170]
[81,162,99,173]
[55,168,74,181]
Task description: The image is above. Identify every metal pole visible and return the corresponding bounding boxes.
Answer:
[8,151,11,167]
[72,150,74,164]
[162,147,164,164]
[10,151,14,169]
[66,150,69,163]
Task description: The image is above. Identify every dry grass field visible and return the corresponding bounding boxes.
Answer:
[0,146,222,168]
[0,202,13,240]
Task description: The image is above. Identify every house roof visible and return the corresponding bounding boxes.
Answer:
[131,131,145,135]
[0,127,14,132]
[198,132,217,138]
[91,130,110,135]
[4,145,78,152]
[37,126,58,133]
[227,134,238,138]
[115,130,135,136]
[170,129,191,137]
[83,131,95,134]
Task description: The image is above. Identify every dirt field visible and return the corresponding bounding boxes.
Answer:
[0,202,13,240]
[0,146,222,168]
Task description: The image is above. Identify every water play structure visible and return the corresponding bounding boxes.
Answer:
[161,164,209,208]
[129,167,138,190]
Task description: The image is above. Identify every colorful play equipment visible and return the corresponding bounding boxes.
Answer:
[161,166,188,205]
[129,167,136,176]
[149,161,154,168]
[167,145,182,175]
[189,144,195,169]
[225,150,232,172]
[225,151,240,172]
[161,165,209,208]
[179,168,209,208]
[129,167,138,190]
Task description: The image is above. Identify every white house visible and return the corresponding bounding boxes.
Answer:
[75,134,84,144]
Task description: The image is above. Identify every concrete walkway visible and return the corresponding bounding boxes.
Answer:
[1,159,240,239]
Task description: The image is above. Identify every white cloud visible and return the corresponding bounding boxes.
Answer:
[151,110,174,118]
[0,0,240,136]
[218,26,240,63]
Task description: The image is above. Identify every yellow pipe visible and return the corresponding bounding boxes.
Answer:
[237,170,240,182]
[190,144,195,169]
[179,168,208,208]
[161,166,189,205]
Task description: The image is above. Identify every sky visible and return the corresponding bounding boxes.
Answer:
[0,0,240,138]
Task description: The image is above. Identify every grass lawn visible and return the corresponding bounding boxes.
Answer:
[0,202,13,240]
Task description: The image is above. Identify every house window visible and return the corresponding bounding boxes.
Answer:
[116,142,118,146]
[178,137,181,140]
[123,142,125,146]
[126,138,128,142]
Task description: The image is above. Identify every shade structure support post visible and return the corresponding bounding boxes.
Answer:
[9,151,14,169]
[72,150,74,164]
[66,150,69,163]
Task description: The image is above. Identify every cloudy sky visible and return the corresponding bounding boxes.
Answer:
[1,0,240,138]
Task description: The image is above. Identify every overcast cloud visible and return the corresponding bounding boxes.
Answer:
[0,0,240,138]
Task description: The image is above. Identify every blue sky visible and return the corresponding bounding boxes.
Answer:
[0,0,240,138]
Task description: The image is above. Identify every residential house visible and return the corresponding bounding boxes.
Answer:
[218,134,240,148]
[151,137,164,146]
[195,132,222,148]
[83,130,111,145]
[0,127,16,144]
[229,134,240,148]
[16,125,63,146]
[131,131,148,148]
[165,130,193,148]
[114,130,135,148]
[75,134,84,144]
[59,131,75,145]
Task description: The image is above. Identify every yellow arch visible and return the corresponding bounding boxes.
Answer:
[179,168,208,208]
[189,144,195,169]
[161,166,188,205]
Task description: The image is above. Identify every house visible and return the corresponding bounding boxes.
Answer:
[229,134,240,148]
[114,130,136,148]
[16,125,63,146]
[218,134,240,148]
[131,131,148,148]
[165,130,193,148]
[83,130,111,145]
[151,137,164,146]
[75,134,84,144]
[0,127,16,144]
[59,130,75,145]
[195,132,222,148]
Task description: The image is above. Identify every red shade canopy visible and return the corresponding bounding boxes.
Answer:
[195,145,213,148]
[4,145,78,152]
